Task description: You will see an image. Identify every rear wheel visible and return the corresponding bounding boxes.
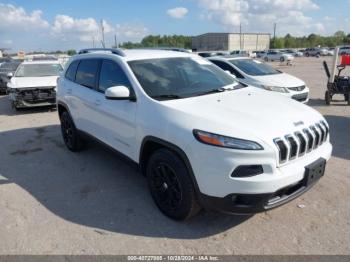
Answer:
[280,56,285,62]
[264,57,268,62]
[60,111,84,151]
[306,53,310,57]
[146,148,201,220]
[325,91,331,105]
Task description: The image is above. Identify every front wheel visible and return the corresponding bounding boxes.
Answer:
[280,56,285,62]
[146,148,201,220]
[60,111,84,151]
[264,57,268,62]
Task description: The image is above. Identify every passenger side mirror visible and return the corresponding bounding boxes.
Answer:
[105,85,133,101]
[7,72,13,79]
[226,71,236,78]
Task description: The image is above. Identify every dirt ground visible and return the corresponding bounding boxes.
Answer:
[0,57,349,255]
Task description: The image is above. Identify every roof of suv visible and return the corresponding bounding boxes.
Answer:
[76,49,194,62]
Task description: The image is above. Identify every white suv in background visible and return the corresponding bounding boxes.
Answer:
[209,56,310,103]
[57,48,332,220]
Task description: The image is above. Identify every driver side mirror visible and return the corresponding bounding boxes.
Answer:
[105,85,135,101]
[7,72,13,79]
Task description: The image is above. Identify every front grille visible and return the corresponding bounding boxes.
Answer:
[274,121,329,165]
[288,85,306,91]
[18,88,56,102]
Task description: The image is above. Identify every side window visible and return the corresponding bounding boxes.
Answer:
[76,59,100,88]
[65,60,79,82]
[98,60,131,92]
[211,60,244,79]
[211,60,232,71]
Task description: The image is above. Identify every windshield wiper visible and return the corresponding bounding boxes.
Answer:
[196,88,226,96]
[151,94,182,100]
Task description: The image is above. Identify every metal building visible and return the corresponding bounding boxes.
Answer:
[192,33,271,52]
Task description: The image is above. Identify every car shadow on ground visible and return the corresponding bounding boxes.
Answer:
[307,98,349,107]
[324,115,350,161]
[0,125,251,239]
[0,95,56,116]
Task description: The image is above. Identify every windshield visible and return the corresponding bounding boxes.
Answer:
[0,62,20,73]
[229,59,281,76]
[128,57,242,100]
[15,63,63,77]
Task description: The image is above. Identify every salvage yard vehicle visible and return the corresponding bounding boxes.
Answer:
[282,49,303,57]
[0,61,21,94]
[209,56,310,103]
[304,47,328,57]
[57,48,332,220]
[7,61,63,109]
[323,46,350,105]
[262,51,294,62]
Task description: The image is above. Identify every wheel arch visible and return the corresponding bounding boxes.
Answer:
[57,101,70,117]
[139,136,201,195]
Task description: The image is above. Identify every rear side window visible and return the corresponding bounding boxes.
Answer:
[76,59,100,88]
[65,60,79,82]
[98,60,131,92]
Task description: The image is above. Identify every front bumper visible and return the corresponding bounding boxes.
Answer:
[187,135,332,211]
[8,87,56,108]
[200,158,325,214]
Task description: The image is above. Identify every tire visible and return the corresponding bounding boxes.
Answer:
[306,53,310,57]
[60,111,84,152]
[264,57,268,62]
[345,94,350,105]
[146,148,201,220]
[325,91,331,105]
[280,56,285,62]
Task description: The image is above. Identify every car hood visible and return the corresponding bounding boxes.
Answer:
[9,76,58,89]
[250,73,305,88]
[162,87,323,144]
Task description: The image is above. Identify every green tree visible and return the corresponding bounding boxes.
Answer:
[67,49,77,56]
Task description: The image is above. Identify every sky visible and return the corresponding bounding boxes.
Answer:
[0,0,349,52]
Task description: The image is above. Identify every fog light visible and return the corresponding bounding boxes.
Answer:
[231,165,263,178]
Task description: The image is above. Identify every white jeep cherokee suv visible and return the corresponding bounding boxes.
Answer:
[57,48,332,220]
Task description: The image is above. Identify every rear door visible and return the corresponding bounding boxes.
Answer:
[92,59,137,159]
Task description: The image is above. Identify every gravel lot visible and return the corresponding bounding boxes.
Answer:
[0,57,349,255]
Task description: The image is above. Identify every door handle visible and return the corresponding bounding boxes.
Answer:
[94,100,101,106]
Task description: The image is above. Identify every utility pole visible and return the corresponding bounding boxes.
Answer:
[101,19,106,48]
[273,23,277,49]
[92,36,95,48]
[239,23,242,51]
[114,34,117,48]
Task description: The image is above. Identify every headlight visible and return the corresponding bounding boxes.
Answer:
[193,130,263,150]
[262,85,289,93]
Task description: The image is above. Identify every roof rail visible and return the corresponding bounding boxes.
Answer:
[78,48,126,57]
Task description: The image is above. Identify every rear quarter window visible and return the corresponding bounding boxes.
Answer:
[65,60,79,82]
